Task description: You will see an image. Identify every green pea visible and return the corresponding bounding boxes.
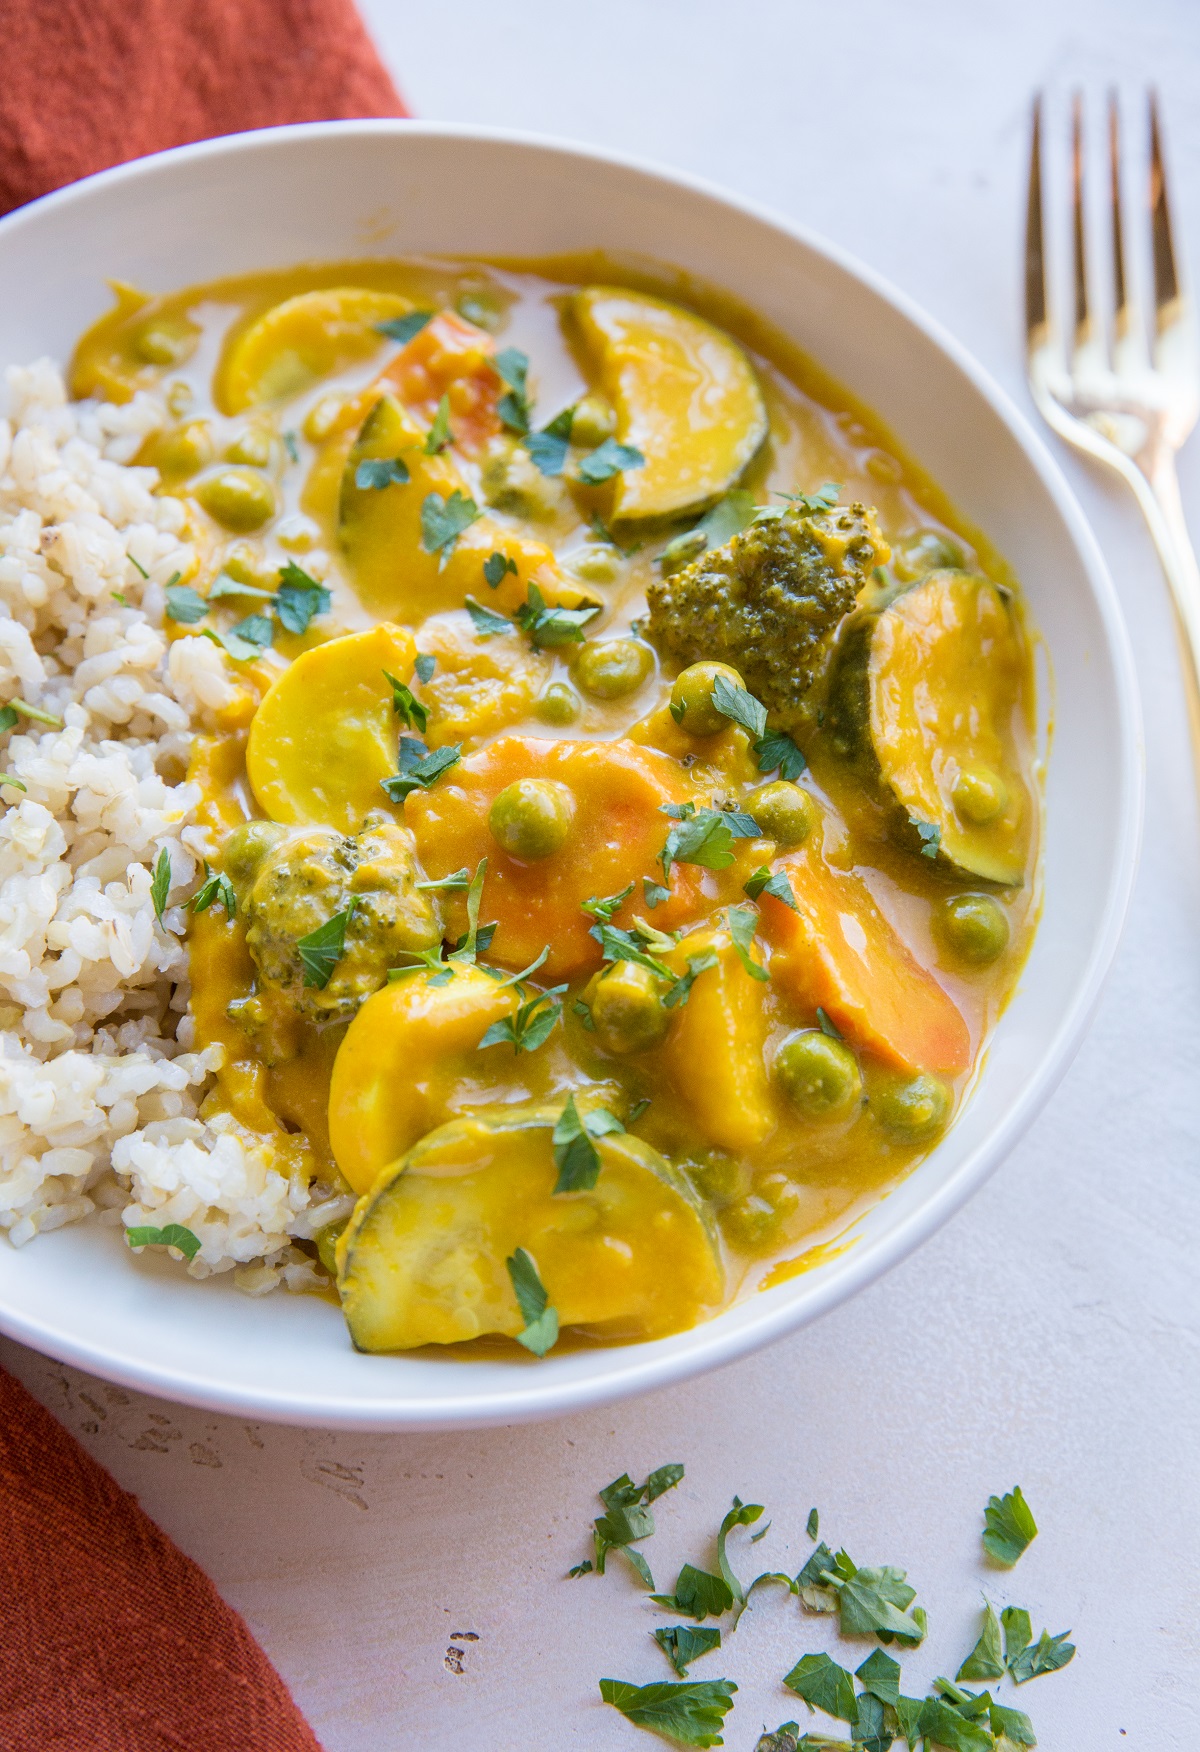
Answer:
[225,426,275,469]
[223,820,286,888]
[774,1030,862,1117]
[132,315,198,368]
[938,893,1009,965]
[952,762,1008,824]
[316,1219,347,1278]
[488,779,574,860]
[872,1073,950,1139]
[746,781,816,847]
[535,681,581,725]
[569,545,622,585]
[575,638,654,700]
[570,394,616,448]
[685,1151,750,1209]
[588,961,670,1054]
[195,467,276,533]
[155,422,213,479]
[721,1194,780,1250]
[893,531,964,582]
[669,660,745,736]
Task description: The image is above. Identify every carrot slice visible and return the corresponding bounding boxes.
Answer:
[760,844,971,1075]
[376,310,503,454]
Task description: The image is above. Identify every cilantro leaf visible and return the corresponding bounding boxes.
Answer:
[493,347,532,433]
[125,1222,201,1260]
[754,728,807,780]
[664,951,718,1009]
[915,1696,993,1752]
[990,1701,1037,1746]
[224,613,275,660]
[514,582,601,647]
[415,867,471,892]
[424,393,452,454]
[807,1507,820,1540]
[577,437,645,484]
[717,1495,764,1605]
[661,806,737,877]
[447,858,490,964]
[591,922,674,983]
[377,309,434,344]
[164,583,208,624]
[711,672,768,739]
[464,595,512,639]
[773,482,841,517]
[983,1487,1038,1567]
[568,1559,594,1578]
[782,1652,857,1723]
[190,863,236,918]
[420,489,480,557]
[296,906,354,989]
[726,906,769,982]
[1009,1627,1074,1684]
[643,1462,685,1501]
[599,1678,737,1749]
[744,865,799,911]
[651,1564,734,1622]
[414,652,436,683]
[643,878,671,909]
[355,456,410,491]
[483,550,518,589]
[552,1095,624,1193]
[957,1600,1005,1681]
[1000,1606,1031,1668]
[853,1691,893,1752]
[477,985,566,1054]
[274,562,331,633]
[817,1007,842,1038]
[380,738,461,802]
[382,668,428,734]
[582,882,636,926]
[150,846,172,924]
[855,1648,901,1707]
[819,1553,926,1644]
[523,427,570,476]
[505,1246,558,1356]
[654,1625,722,1679]
[913,817,942,861]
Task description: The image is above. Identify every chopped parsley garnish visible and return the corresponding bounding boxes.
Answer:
[464,595,512,638]
[801,1549,926,1644]
[551,1095,625,1193]
[991,1701,1037,1745]
[274,563,330,633]
[227,613,275,659]
[111,591,128,606]
[505,1246,558,1356]
[207,576,274,604]
[420,489,480,558]
[1001,1605,1031,1667]
[355,455,410,491]
[568,1560,594,1578]
[424,393,453,454]
[582,882,635,926]
[816,1007,842,1038]
[753,727,807,780]
[164,582,208,624]
[150,846,172,924]
[643,878,670,909]
[956,1600,1005,1680]
[0,773,26,792]
[576,437,645,485]
[383,669,428,735]
[726,906,768,982]
[983,1486,1038,1567]
[414,867,471,892]
[627,1097,651,1123]
[9,698,64,729]
[654,1625,722,1679]
[807,1506,820,1540]
[514,582,601,648]
[380,737,461,802]
[591,922,673,983]
[1009,1626,1075,1684]
[599,1678,736,1749]
[493,347,532,433]
[764,481,840,518]
[414,652,436,683]
[127,553,150,580]
[650,1564,733,1622]
[483,550,518,589]
[915,1694,993,1751]
[913,817,942,860]
[477,984,567,1054]
[716,1495,765,1607]
[190,862,236,918]
[0,707,18,734]
[283,429,300,463]
[855,1647,901,1706]
[125,1222,201,1260]
[296,905,354,989]
[523,405,576,475]
[664,951,718,1009]
[782,1651,857,1722]
[660,801,758,878]
[708,672,768,739]
[377,309,434,345]
[580,1462,684,1584]
[744,865,799,911]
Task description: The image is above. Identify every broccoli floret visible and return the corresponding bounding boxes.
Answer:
[646,499,890,718]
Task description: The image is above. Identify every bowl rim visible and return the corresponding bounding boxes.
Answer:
[0,119,1143,1428]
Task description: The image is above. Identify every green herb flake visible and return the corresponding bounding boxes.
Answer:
[643,1462,684,1501]
[222,614,275,661]
[190,863,237,918]
[483,550,518,590]
[420,489,480,558]
[111,591,128,606]
[1009,1627,1074,1684]
[627,1097,651,1123]
[744,865,800,910]
[493,347,532,433]
[207,575,274,604]
[296,905,354,989]
[990,1700,1037,1745]
[0,706,18,734]
[382,669,428,735]
[164,582,208,624]
[415,866,471,893]
[664,951,719,1010]
[710,672,768,739]
[414,652,436,683]
[10,698,64,729]
[1000,1606,1031,1668]
[523,427,570,477]
[577,437,645,485]
[752,1724,802,1752]
[816,1007,842,1039]
[0,773,26,792]
[505,1246,558,1356]
[125,1222,201,1260]
[355,455,410,491]
[654,1625,722,1679]
[782,1652,857,1723]
[424,393,453,454]
[275,562,331,633]
[599,1677,736,1749]
[855,1648,901,1707]
[377,309,435,345]
[477,984,567,1055]
[552,1094,624,1194]
[820,1553,926,1644]
[726,906,769,982]
[150,846,173,924]
[754,727,808,780]
[380,737,461,802]
[127,553,150,580]
[643,878,671,910]
[514,581,602,648]
[464,595,513,639]
[957,1600,1005,1681]
[716,1495,764,1606]
[283,429,300,463]
[915,1696,993,1752]
[568,1559,594,1578]
[913,818,942,861]
[807,1507,820,1540]
[982,1487,1038,1567]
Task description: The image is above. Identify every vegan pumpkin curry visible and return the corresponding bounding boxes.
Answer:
[72,257,1039,1355]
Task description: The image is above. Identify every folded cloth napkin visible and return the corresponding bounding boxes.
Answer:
[0,0,406,216]
[0,1363,322,1750]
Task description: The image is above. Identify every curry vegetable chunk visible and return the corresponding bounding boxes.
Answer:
[70,255,1037,1352]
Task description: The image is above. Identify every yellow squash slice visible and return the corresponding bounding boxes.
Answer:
[653,926,775,1153]
[219,288,412,412]
[336,1103,723,1351]
[246,623,415,833]
[868,570,1030,885]
[572,286,768,522]
[328,966,521,1194]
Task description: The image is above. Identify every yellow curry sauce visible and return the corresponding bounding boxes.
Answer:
[71,257,1039,1354]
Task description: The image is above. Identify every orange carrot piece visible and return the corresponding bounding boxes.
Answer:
[378,310,503,454]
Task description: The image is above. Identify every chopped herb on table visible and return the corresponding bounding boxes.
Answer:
[599,1677,737,1749]
[982,1487,1038,1567]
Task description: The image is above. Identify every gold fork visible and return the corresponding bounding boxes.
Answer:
[1026,91,1200,743]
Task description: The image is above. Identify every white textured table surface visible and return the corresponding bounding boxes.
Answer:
[4,2,1198,1747]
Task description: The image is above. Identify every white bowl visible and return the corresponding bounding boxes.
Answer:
[0,122,1141,1429]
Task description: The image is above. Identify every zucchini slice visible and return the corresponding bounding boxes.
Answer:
[572,287,768,522]
[218,287,411,413]
[336,1103,723,1351]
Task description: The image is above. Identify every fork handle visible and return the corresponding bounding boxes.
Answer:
[1126,450,1200,759]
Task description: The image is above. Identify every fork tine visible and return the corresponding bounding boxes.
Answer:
[1149,89,1181,323]
[1108,90,1129,333]
[1024,93,1049,347]
[1070,91,1092,347]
